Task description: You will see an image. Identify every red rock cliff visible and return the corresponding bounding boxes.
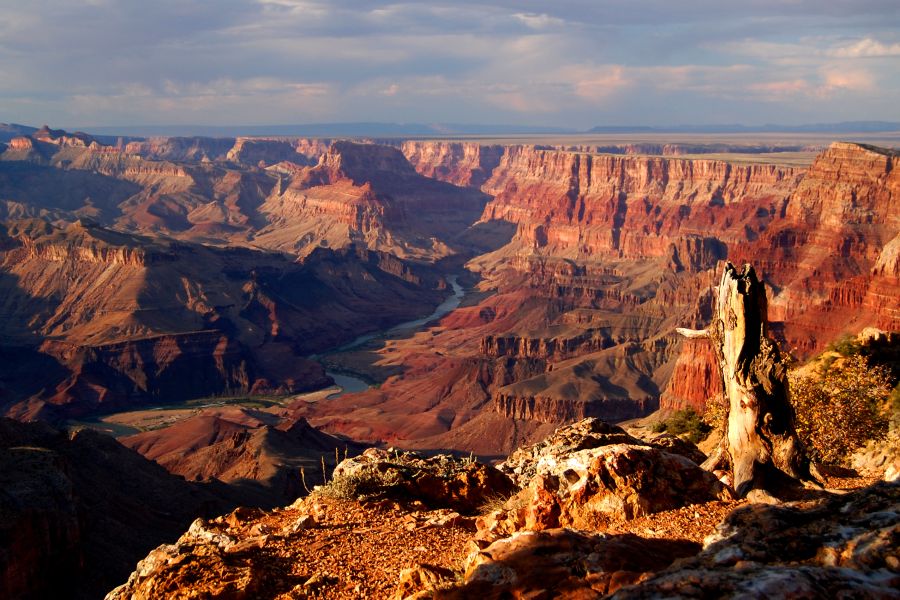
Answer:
[401,141,503,187]
[731,142,900,353]
[659,337,722,413]
[480,146,802,259]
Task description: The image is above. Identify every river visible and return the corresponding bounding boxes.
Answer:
[66,275,467,434]
[324,274,465,398]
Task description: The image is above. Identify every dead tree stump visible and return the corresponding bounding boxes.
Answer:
[678,263,812,497]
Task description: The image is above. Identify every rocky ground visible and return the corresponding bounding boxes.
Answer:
[106,497,473,599]
[106,488,741,600]
[106,419,900,599]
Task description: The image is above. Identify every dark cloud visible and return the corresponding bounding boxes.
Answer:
[0,1,897,127]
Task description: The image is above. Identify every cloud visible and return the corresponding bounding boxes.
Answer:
[744,66,874,101]
[829,38,900,58]
[512,12,565,30]
[561,65,631,101]
[67,78,334,125]
[746,79,814,98]
[723,36,900,64]
[0,1,898,127]
[820,66,875,92]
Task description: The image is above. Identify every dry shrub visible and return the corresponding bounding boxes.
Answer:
[702,392,728,432]
[789,354,893,465]
[316,466,402,501]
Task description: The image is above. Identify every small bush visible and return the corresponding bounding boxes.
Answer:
[316,466,402,501]
[654,408,711,443]
[790,354,893,465]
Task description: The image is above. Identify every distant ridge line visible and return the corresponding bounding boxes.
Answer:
[587,121,900,134]
[5,120,900,140]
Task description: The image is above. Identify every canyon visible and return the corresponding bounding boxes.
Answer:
[1,130,897,448]
[297,139,898,453]
[0,218,446,421]
[1,125,898,599]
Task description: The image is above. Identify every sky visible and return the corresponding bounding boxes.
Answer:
[1,0,899,129]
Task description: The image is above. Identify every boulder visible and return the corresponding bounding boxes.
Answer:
[613,565,899,599]
[105,519,264,600]
[498,418,649,487]
[852,437,900,482]
[325,448,516,514]
[393,564,456,600]
[643,432,707,465]
[480,444,734,540]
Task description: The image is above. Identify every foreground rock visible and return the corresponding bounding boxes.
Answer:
[438,529,699,598]
[499,418,645,486]
[499,418,705,486]
[105,418,894,599]
[853,438,900,483]
[612,481,900,599]
[481,443,733,541]
[479,419,727,540]
[325,448,517,513]
[641,432,707,465]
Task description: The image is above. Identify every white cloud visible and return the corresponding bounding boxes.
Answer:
[723,36,900,63]
[559,65,631,100]
[819,66,875,92]
[513,13,565,30]
[829,37,900,58]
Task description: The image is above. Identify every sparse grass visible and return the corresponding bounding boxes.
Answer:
[825,334,863,357]
[477,492,513,515]
[478,487,531,515]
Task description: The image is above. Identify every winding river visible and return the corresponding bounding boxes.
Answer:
[323,274,466,398]
[66,275,467,435]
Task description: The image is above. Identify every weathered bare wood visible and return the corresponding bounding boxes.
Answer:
[703,263,812,497]
[675,327,710,339]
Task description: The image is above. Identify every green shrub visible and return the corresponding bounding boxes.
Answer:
[654,408,710,443]
[789,354,893,465]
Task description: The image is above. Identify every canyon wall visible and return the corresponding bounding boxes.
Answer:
[0,221,446,420]
[332,141,899,444]
[658,337,722,412]
[124,137,236,162]
[2,130,897,445]
[479,146,802,259]
[401,141,503,187]
[472,142,897,421]
[256,141,490,259]
[732,142,900,353]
